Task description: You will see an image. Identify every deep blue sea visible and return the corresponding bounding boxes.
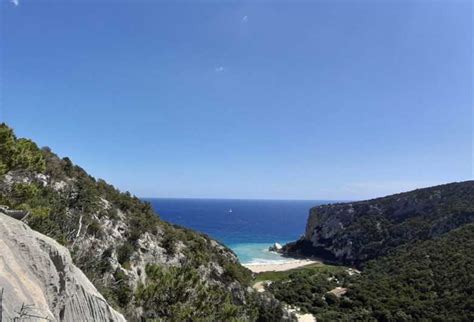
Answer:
[145,198,330,264]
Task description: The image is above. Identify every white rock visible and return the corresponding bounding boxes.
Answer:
[0,213,125,322]
[269,242,283,252]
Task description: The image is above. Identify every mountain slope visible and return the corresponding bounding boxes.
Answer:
[283,181,474,265]
[271,224,474,321]
[0,124,293,321]
[269,183,474,320]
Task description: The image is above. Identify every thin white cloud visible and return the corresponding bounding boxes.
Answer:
[241,15,248,23]
[10,0,19,6]
[215,66,226,73]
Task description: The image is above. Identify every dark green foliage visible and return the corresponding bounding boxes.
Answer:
[248,291,286,322]
[268,266,347,314]
[223,261,253,285]
[113,269,133,307]
[255,263,345,283]
[86,218,103,237]
[135,264,249,321]
[270,183,474,320]
[0,124,289,321]
[345,182,474,264]
[269,225,474,321]
[161,230,178,255]
[337,224,474,321]
[0,124,45,175]
[117,242,135,265]
[285,181,474,266]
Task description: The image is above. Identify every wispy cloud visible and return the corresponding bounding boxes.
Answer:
[10,0,19,6]
[215,66,226,73]
[241,15,248,23]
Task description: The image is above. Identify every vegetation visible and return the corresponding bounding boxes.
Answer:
[135,264,250,321]
[7,122,471,321]
[254,263,346,283]
[266,181,473,320]
[285,181,474,267]
[0,123,290,321]
[267,225,474,321]
[0,125,45,175]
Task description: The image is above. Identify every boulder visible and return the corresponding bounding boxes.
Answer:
[268,242,283,252]
[0,213,125,322]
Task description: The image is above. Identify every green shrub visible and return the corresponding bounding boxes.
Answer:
[113,269,133,307]
[135,264,249,320]
[117,242,134,265]
[87,218,103,238]
[161,232,178,255]
[223,262,253,285]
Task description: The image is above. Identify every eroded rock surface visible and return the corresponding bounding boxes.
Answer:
[0,213,125,322]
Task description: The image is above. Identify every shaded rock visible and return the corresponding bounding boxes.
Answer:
[0,205,29,221]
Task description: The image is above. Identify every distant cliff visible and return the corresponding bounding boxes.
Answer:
[283,181,474,265]
[0,212,125,322]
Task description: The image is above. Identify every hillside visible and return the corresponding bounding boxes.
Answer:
[265,182,474,320]
[0,124,293,321]
[269,224,474,321]
[283,181,474,265]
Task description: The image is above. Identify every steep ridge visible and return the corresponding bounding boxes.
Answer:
[0,212,125,322]
[0,124,293,321]
[283,181,474,265]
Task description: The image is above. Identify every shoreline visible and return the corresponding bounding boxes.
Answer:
[243,258,321,273]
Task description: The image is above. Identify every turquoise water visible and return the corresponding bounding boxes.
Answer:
[230,242,294,264]
[145,198,329,264]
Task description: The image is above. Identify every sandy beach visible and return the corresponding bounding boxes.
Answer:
[243,259,321,273]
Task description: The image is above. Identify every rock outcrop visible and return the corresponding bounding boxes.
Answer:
[0,205,28,220]
[0,213,125,322]
[268,242,282,252]
[283,181,474,265]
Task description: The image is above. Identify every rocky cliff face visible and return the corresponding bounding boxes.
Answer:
[0,212,125,322]
[283,181,474,265]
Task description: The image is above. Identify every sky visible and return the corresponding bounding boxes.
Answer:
[0,0,472,200]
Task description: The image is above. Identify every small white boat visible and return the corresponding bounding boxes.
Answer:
[228,208,233,213]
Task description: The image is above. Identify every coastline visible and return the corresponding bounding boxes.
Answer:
[243,258,320,273]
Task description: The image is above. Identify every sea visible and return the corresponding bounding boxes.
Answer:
[144,198,332,265]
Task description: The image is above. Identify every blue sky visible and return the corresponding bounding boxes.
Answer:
[1,0,472,200]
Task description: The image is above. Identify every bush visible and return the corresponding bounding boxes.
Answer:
[86,218,103,238]
[113,269,133,307]
[161,232,178,256]
[223,262,253,285]
[117,242,134,265]
[135,264,249,320]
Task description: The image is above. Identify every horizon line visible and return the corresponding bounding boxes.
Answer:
[140,196,353,202]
